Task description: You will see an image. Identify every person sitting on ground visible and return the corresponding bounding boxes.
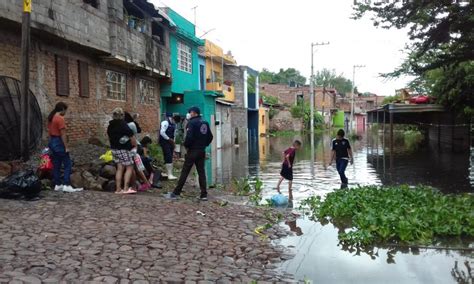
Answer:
[124,112,151,191]
[276,140,302,201]
[107,108,137,194]
[329,129,354,185]
[47,102,83,193]
[139,136,154,183]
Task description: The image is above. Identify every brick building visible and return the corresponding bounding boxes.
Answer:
[0,0,172,143]
[260,83,338,111]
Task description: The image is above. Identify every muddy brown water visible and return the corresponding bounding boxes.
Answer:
[213,131,473,283]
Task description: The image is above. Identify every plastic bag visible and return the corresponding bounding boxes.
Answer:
[39,154,53,172]
[271,194,289,207]
[0,170,41,200]
[100,150,113,163]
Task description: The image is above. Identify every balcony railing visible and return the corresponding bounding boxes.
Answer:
[206,81,223,92]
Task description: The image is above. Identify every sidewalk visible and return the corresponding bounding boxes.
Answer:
[0,190,296,283]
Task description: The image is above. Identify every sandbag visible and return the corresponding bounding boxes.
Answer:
[0,170,41,200]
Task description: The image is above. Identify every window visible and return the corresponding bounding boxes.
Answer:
[138,79,155,104]
[83,0,99,8]
[78,61,89,98]
[177,41,192,73]
[55,55,69,97]
[152,22,165,45]
[106,70,126,101]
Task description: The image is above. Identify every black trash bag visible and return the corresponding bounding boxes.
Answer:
[0,170,41,200]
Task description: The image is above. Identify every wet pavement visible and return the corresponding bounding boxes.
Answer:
[215,131,473,283]
[0,190,296,283]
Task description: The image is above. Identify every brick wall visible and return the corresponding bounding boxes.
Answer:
[260,83,338,111]
[0,29,161,145]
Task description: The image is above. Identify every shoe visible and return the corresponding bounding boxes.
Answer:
[199,194,208,201]
[165,192,180,200]
[54,185,64,191]
[62,185,83,193]
[166,164,177,180]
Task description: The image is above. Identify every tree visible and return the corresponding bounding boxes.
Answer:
[314,68,353,95]
[290,102,324,129]
[259,68,307,86]
[353,1,474,115]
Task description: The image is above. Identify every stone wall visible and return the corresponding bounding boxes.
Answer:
[269,110,303,132]
[230,107,248,146]
[0,30,161,144]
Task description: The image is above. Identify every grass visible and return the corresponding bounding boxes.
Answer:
[300,185,474,247]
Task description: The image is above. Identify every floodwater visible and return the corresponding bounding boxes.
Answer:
[214,131,473,283]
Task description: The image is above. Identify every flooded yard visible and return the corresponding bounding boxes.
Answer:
[214,131,473,283]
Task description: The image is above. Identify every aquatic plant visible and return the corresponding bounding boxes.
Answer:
[300,185,474,246]
[231,177,264,206]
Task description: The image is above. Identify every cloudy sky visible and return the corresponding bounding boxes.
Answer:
[153,0,414,96]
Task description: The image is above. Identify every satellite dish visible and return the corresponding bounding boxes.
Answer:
[0,76,43,161]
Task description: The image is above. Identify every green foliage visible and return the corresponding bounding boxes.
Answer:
[403,129,424,151]
[261,94,278,105]
[353,2,474,115]
[268,106,279,120]
[231,177,264,206]
[314,68,353,96]
[148,143,164,167]
[300,185,474,246]
[382,95,402,105]
[248,75,256,94]
[290,102,324,129]
[259,68,307,86]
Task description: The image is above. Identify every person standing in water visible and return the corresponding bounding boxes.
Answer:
[329,129,354,185]
[276,140,302,201]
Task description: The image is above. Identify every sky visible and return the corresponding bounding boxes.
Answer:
[153,0,414,96]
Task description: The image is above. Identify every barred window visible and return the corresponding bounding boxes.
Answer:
[177,40,192,73]
[139,79,155,104]
[106,70,126,101]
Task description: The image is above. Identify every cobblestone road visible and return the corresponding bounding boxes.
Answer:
[0,190,296,283]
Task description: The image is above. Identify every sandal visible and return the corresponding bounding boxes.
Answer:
[124,188,137,194]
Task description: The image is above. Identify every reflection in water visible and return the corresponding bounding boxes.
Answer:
[213,131,473,283]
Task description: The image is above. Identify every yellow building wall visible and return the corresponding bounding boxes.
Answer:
[259,107,269,137]
[204,40,236,102]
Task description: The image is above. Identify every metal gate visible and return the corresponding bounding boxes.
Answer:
[0,76,43,161]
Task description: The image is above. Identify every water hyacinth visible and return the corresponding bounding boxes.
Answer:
[300,185,474,246]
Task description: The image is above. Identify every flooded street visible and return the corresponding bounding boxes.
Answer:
[215,131,473,283]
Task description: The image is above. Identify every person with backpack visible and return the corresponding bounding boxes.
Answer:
[168,106,213,201]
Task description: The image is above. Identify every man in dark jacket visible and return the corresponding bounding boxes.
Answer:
[169,106,213,200]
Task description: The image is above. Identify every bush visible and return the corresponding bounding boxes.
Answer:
[148,143,164,167]
[290,102,324,129]
[300,185,474,246]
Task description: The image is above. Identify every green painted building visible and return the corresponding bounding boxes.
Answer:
[161,8,220,185]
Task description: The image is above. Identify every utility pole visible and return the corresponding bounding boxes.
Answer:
[350,64,365,132]
[20,0,32,161]
[310,42,330,135]
[191,6,198,26]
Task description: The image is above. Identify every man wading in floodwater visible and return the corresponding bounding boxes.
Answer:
[167,107,213,201]
[329,129,354,186]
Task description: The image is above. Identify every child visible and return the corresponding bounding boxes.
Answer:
[329,129,354,185]
[139,136,154,183]
[276,140,302,200]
